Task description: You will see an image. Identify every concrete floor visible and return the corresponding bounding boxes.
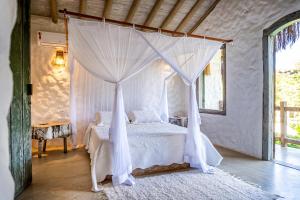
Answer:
[219,147,300,200]
[17,147,300,200]
[275,145,300,170]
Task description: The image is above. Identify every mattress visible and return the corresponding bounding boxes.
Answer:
[85,122,188,182]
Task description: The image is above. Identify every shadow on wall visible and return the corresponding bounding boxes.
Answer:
[31,18,70,125]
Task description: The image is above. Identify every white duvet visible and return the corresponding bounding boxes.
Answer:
[84,122,188,182]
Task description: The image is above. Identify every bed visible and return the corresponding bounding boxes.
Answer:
[84,122,188,183]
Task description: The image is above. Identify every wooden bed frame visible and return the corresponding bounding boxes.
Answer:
[102,163,190,183]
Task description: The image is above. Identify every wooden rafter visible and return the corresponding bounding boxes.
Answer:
[50,0,58,23]
[79,0,87,14]
[175,0,204,32]
[189,0,221,33]
[103,0,113,18]
[160,0,185,29]
[126,0,141,23]
[144,0,164,26]
[60,9,233,43]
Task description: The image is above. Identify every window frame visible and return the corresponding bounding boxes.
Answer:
[196,44,226,115]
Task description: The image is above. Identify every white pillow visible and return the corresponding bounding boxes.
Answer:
[129,110,162,124]
[95,111,129,125]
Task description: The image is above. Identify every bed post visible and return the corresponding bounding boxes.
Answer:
[91,145,102,192]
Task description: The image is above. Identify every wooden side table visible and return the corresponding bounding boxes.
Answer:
[32,121,72,158]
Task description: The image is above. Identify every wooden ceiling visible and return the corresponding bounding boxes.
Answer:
[31,0,222,34]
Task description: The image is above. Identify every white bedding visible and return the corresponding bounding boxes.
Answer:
[85,122,188,182]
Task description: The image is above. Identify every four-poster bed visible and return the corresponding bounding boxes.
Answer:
[61,9,232,192]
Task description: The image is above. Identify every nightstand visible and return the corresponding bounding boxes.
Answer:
[169,116,188,127]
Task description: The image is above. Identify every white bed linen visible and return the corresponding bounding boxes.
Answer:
[85,122,187,182]
[85,122,222,189]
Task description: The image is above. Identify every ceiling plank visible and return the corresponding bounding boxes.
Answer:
[143,0,164,26]
[175,0,204,32]
[103,0,113,18]
[50,0,58,23]
[126,0,141,23]
[79,0,87,14]
[189,0,221,33]
[160,0,185,29]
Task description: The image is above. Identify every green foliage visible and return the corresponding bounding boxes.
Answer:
[275,70,300,107]
[275,139,300,149]
[276,70,300,149]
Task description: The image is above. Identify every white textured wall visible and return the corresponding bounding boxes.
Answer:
[31,15,69,125]
[0,0,16,199]
[31,16,71,147]
[195,0,300,158]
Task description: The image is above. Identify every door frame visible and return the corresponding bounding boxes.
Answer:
[262,10,300,160]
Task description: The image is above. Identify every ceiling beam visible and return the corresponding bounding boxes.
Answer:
[50,0,58,23]
[126,0,141,23]
[160,0,185,29]
[60,9,233,43]
[175,0,204,32]
[189,0,221,33]
[103,0,113,18]
[143,0,164,26]
[79,0,87,14]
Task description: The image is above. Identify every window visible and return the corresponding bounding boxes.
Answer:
[196,44,226,115]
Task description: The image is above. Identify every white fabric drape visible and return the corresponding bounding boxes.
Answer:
[160,71,176,122]
[140,32,223,172]
[69,17,224,189]
[68,18,159,185]
[69,54,79,148]
[71,59,171,145]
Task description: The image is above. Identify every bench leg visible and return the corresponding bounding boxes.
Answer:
[43,140,47,152]
[38,139,43,158]
[63,137,67,153]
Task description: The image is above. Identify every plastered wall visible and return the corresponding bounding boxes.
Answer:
[196,0,300,158]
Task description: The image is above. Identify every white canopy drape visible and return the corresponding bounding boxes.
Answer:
[69,18,160,187]
[139,32,223,172]
[68,17,223,189]
[159,71,176,122]
[70,58,171,146]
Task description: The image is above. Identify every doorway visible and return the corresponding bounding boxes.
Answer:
[263,11,300,166]
[274,25,300,169]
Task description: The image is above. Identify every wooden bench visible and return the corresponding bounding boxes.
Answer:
[32,121,72,158]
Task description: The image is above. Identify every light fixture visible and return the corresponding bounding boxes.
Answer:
[54,50,65,66]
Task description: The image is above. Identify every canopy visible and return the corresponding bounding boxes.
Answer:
[68,17,223,189]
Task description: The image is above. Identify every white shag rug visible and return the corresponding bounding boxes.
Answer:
[101,169,280,200]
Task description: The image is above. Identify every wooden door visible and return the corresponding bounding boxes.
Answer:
[9,0,31,196]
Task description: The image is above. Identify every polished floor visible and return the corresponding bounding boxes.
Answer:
[275,145,300,170]
[17,147,300,200]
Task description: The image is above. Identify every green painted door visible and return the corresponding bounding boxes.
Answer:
[9,0,31,196]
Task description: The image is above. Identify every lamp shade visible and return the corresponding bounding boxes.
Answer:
[54,50,65,66]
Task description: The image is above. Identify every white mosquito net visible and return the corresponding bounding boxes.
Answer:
[68,17,223,186]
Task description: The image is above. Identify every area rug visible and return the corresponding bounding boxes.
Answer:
[101,169,280,200]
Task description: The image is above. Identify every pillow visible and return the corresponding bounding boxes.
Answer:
[100,111,113,125]
[95,111,129,125]
[129,110,162,124]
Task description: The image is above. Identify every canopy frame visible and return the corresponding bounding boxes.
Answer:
[60,9,233,50]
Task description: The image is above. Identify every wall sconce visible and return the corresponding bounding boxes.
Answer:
[54,50,65,66]
[204,64,211,75]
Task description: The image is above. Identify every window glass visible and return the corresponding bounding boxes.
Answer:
[197,45,226,114]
